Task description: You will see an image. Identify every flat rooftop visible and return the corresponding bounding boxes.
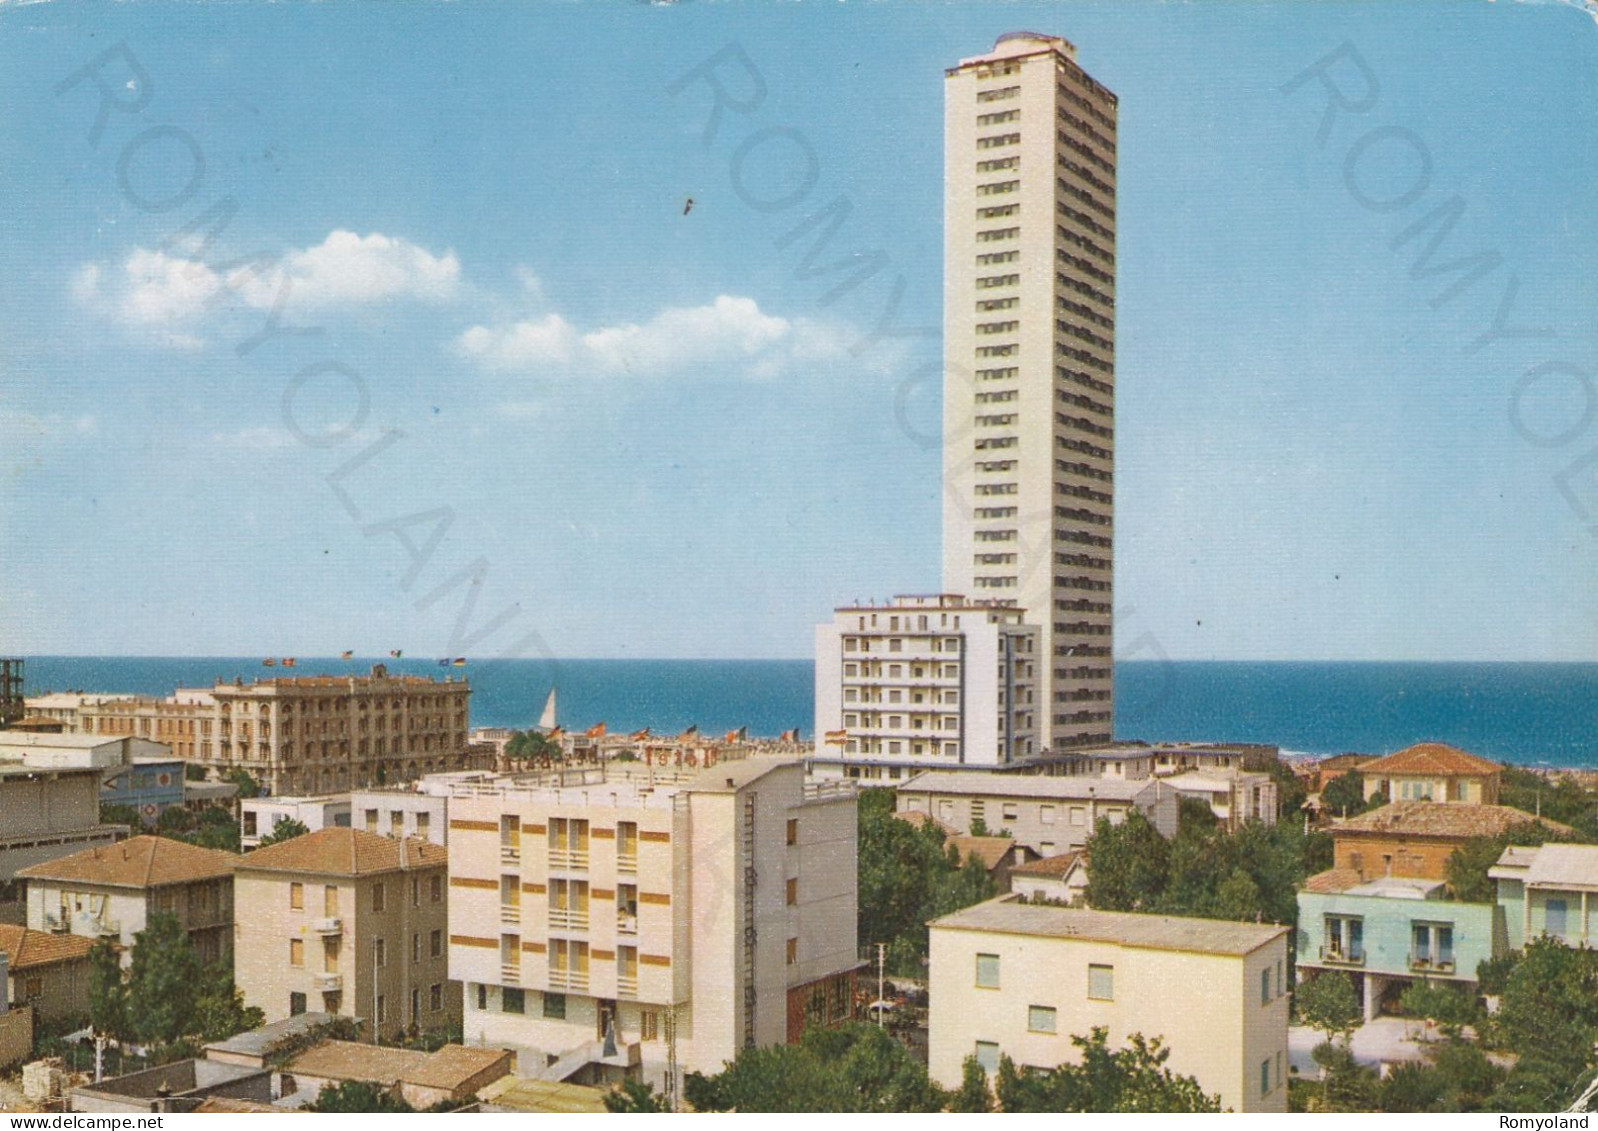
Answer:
[932,898,1288,957]
[899,771,1157,803]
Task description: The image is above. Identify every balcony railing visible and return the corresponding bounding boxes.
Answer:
[549,909,589,931]
[499,963,520,984]
[500,844,521,865]
[1318,945,1365,967]
[617,913,638,935]
[548,969,588,992]
[312,917,342,935]
[1408,953,1455,974]
[500,905,520,925]
[617,974,638,999]
[617,853,638,876]
[314,972,343,992]
[548,848,590,871]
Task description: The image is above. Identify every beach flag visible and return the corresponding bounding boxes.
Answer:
[262,658,276,667]
[389,649,403,658]
[629,728,650,742]
[547,727,565,741]
[780,728,798,743]
[585,722,607,739]
[678,724,698,741]
[452,657,467,667]
[437,659,450,667]
[340,651,354,660]
[824,729,848,746]
[282,658,297,668]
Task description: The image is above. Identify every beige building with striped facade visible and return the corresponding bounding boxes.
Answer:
[445,760,859,1094]
[942,32,1117,752]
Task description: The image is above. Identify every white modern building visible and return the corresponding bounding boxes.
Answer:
[446,759,860,1095]
[240,795,352,850]
[349,786,450,845]
[812,594,1040,779]
[942,32,1117,752]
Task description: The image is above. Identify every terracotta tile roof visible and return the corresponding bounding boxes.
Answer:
[0,923,95,969]
[286,1041,508,1091]
[1333,801,1571,840]
[948,835,1018,870]
[1358,743,1502,778]
[237,828,446,877]
[191,1098,286,1114]
[1010,850,1084,878]
[1302,868,1365,894]
[15,835,239,888]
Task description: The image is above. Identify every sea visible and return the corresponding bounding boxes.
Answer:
[17,657,1598,769]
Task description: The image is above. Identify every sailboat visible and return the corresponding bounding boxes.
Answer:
[537,688,558,733]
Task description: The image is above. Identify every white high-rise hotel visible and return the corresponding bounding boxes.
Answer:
[942,32,1116,752]
[815,32,1116,770]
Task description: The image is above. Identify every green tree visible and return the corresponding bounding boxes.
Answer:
[221,767,263,801]
[1311,1040,1378,1112]
[184,763,208,782]
[505,730,561,760]
[1320,770,1368,817]
[949,1055,992,1113]
[310,1080,414,1113]
[127,911,202,1045]
[1446,821,1561,903]
[1397,980,1479,1039]
[87,938,131,1044]
[1295,971,1362,1046]
[605,1078,667,1112]
[100,803,142,828]
[993,1029,1221,1113]
[1485,934,1598,1106]
[1082,811,1169,912]
[683,1024,947,1112]
[258,816,311,847]
[156,805,195,834]
[193,961,264,1042]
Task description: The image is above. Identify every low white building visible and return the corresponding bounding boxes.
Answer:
[240,795,351,850]
[349,787,449,845]
[1162,770,1278,830]
[1008,851,1088,906]
[812,594,1041,781]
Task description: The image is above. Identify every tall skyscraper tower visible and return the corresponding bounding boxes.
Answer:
[943,33,1116,752]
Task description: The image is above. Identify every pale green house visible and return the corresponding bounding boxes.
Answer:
[1490,843,1598,951]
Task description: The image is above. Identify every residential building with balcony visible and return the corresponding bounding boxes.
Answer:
[446,759,860,1092]
[813,595,1041,779]
[232,827,457,1038]
[895,770,1178,857]
[1328,802,1570,884]
[1294,871,1504,1021]
[18,835,236,966]
[928,898,1290,1112]
[1490,843,1598,951]
[1358,742,1502,806]
[78,665,482,796]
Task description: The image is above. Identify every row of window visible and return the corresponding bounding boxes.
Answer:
[287,875,441,914]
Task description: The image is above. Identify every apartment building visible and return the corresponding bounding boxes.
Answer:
[78,665,481,795]
[446,759,859,1092]
[1295,872,1501,1021]
[19,836,237,967]
[1161,770,1279,831]
[895,771,1178,857]
[1329,802,1571,884]
[0,736,133,885]
[1358,742,1503,806]
[233,827,458,1038]
[942,33,1118,751]
[1491,843,1598,951]
[350,787,449,845]
[240,795,352,850]
[928,899,1290,1112]
[813,595,1041,778]
[21,694,130,732]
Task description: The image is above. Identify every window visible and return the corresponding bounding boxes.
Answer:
[430,983,442,1012]
[373,882,386,912]
[475,984,487,1011]
[786,878,798,906]
[1070,807,1085,826]
[411,876,421,906]
[1326,915,1364,961]
[431,928,443,958]
[411,988,420,1022]
[542,992,565,1019]
[786,937,798,965]
[412,933,421,962]
[1276,959,1284,997]
[787,818,798,846]
[1088,964,1114,1001]
[1040,805,1057,825]
[365,809,378,833]
[641,1010,659,1041]
[1261,1058,1271,1097]
[375,938,387,968]
[289,882,304,910]
[975,1041,1001,1074]
[1027,1005,1057,1033]
[502,988,525,1014]
[430,874,442,902]
[975,953,1000,989]
[289,991,307,1017]
[324,885,339,917]
[1261,967,1271,1006]
[417,812,431,838]
[243,812,257,837]
[1002,802,1018,821]
[1546,899,1569,937]
[289,939,304,967]
[376,995,387,1024]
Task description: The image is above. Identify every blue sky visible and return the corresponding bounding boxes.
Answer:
[2,1,1595,661]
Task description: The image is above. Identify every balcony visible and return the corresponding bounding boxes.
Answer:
[617,914,638,936]
[1318,945,1365,968]
[500,905,521,925]
[500,963,520,984]
[617,974,638,999]
[548,969,588,992]
[311,917,342,935]
[617,854,638,876]
[1409,953,1455,974]
[314,972,343,992]
[548,849,589,871]
[500,844,521,866]
[549,909,589,932]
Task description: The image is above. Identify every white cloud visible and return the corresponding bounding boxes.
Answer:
[458,294,867,383]
[73,230,462,346]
